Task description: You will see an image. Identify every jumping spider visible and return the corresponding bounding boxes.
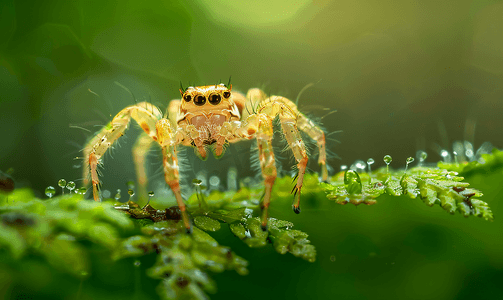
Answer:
[83,83,327,232]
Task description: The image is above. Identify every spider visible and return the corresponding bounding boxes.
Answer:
[83,83,328,232]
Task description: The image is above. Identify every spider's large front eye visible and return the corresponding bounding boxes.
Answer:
[223,91,231,99]
[194,95,206,106]
[209,94,221,105]
[183,94,192,102]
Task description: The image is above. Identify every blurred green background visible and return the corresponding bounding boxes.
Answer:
[0,0,502,299]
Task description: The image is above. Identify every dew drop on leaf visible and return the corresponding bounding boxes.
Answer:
[66,181,76,192]
[114,189,121,201]
[344,170,362,195]
[416,150,427,165]
[77,187,87,195]
[45,186,56,198]
[58,179,67,194]
[102,190,111,199]
[58,179,66,188]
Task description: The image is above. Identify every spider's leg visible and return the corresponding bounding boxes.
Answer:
[256,114,277,230]
[258,97,309,214]
[132,132,155,204]
[83,102,162,201]
[297,115,327,181]
[156,119,192,233]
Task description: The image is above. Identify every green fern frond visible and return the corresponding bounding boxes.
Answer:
[321,166,494,221]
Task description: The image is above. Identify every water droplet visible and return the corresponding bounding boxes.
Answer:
[58,179,67,194]
[452,141,466,163]
[383,155,392,174]
[66,181,76,192]
[416,150,427,166]
[134,260,141,267]
[464,141,474,160]
[330,255,336,262]
[78,187,87,195]
[102,190,111,199]
[344,170,362,195]
[366,158,375,184]
[340,165,348,171]
[45,186,56,198]
[440,149,452,163]
[351,160,366,173]
[114,189,121,201]
[128,189,135,200]
[192,178,202,186]
[145,191,154,205]
[227,167,238,190]
[404,157,415,173]
[209,175,220,189]
[58,179,66,188]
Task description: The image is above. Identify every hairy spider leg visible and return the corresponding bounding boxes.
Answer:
[84,102,162,202]
[296,114,328,181]
[256,114,277,230]
[156,118,191,232]
[130,99,183,203]
[246,89,327,180]
[132,132,155,203]
[258,96,310,214]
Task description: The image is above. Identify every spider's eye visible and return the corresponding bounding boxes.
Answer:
[194,95,206,106]
[183,94,192,102]
[223,91,231,99]
[209,94,221,105]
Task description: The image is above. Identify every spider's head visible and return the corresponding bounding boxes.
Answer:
[179,83,232,111]
[178,83,236,160]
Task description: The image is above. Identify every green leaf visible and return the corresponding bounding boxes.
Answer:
[230,217,317,262]
[193,216,221,232]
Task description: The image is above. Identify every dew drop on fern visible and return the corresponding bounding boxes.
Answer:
[416,150,427,166]
[77,187,87,195]
[102,190,111,199]
[440,149,451,163]
[58,179,66,194]
[405,157,414,173]
[45,186,56,198]
[114,189,121,201]
[383,155,392,173]
[66,181,76,192]
[344,170,362,195]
